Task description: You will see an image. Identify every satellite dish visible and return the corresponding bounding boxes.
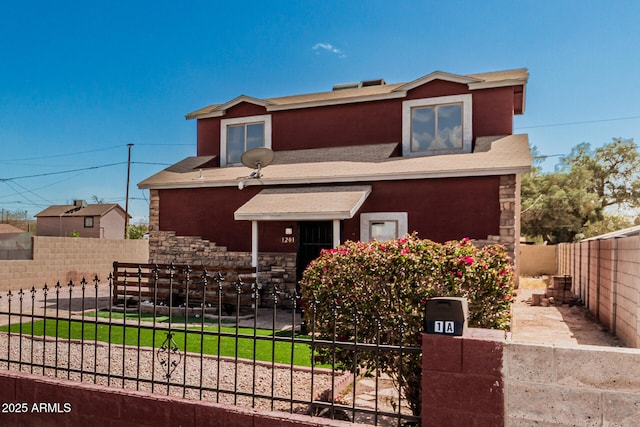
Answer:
[241,147,274,170]
[240,147,274,179]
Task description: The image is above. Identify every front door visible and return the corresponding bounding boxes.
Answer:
[296,221,334,283]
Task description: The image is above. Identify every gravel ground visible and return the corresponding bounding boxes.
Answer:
[0,284,414,426]
[0,331,339,413]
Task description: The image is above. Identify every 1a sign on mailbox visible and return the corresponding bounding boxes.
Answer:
[424,297,468,336]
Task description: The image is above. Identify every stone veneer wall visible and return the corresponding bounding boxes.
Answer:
[477,174,521,276]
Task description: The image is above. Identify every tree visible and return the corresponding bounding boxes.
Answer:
[127,224,148,239]
[521,166,600,242]
[521,138,640,242]
[560,138,640,210]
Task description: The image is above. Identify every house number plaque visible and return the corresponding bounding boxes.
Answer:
[281,236,295,244]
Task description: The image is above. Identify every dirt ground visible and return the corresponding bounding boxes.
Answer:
[510,277,624,347]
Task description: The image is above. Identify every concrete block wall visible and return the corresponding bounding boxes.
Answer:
[422,329,640,427]
[588,241,599,314]
[504,342,640,426]
[615,237,640,347]
[0,236,148,291]
[519,245,557,276]
[598,239,614,329]
[558,236,640,348]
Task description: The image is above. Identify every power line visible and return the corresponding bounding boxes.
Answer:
[2,143,191,163]
[0,162,126,182]
[3,145,123,162]
[516,115,640,130]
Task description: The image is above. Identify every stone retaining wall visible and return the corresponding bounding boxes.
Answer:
[148,230,298,301]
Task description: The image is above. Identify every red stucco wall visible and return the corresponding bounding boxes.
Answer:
[158,176,500,253]
[0,370,355,427]
[195,79,516,157]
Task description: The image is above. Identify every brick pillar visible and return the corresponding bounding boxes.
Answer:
[422,329,506,427]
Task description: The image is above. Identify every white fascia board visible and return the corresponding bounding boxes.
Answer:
[141,165,531,190]
[235,211,353,221]
[467,79,528,90]
[188,95,273,119]
[394,72,481,92]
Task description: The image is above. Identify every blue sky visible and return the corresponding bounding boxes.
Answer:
[1,1,639,223]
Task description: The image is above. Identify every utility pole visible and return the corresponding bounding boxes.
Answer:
[124,143,134,239]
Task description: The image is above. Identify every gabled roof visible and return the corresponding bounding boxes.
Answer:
[35,203,129,218]
[186,68,529,119]
[138,134,531,190]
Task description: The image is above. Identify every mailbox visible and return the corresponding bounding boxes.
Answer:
[424,297,468,336]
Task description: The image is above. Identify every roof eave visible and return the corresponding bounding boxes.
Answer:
[139,165,531,190]
[186,95,274,120]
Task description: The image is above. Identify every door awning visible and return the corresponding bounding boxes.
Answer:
[234,186,372,221]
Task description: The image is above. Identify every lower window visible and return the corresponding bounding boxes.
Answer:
[84,216,94,228]
[360,212,408,242]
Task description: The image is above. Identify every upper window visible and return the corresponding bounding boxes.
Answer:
[402,94,472,157]
[84,216,94,228]
[220,115,272,167]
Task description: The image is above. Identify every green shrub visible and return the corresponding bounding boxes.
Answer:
[299,233,514,416]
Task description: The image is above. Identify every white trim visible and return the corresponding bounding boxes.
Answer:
[360,212,408,242]
[251,221,258,268]
[141,166,531,190]
[393,72,481,92]
[220,114,272,167]
[332,220,340,248]
[186,95,273,119]
[402,94,472,157]
[467,79,526,90]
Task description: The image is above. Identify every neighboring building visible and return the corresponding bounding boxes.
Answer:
[35,200,129,239]
[139,68,531,289]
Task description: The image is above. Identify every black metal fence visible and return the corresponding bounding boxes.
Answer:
[0,264,421,426]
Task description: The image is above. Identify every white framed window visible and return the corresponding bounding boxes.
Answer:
[402,94,472,156]
[220,114,272,166]
[360,212,408,242]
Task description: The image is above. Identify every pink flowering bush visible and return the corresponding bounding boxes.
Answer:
[299,233,514,416]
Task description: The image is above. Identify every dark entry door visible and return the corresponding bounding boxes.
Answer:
[296,221,334,282]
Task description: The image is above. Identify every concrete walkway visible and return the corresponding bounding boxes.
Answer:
[511,278,623,347]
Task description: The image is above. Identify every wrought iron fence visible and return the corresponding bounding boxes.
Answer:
[0,264,421,426]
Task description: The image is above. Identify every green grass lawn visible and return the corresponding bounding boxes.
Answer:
[0,316,320,367]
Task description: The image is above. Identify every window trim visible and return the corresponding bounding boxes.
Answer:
[402,94,472,157]
[220,114,272,167]
[360,212,408,242]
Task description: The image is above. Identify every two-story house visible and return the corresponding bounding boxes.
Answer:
[35,200,129,239]
[139,68,531,289]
